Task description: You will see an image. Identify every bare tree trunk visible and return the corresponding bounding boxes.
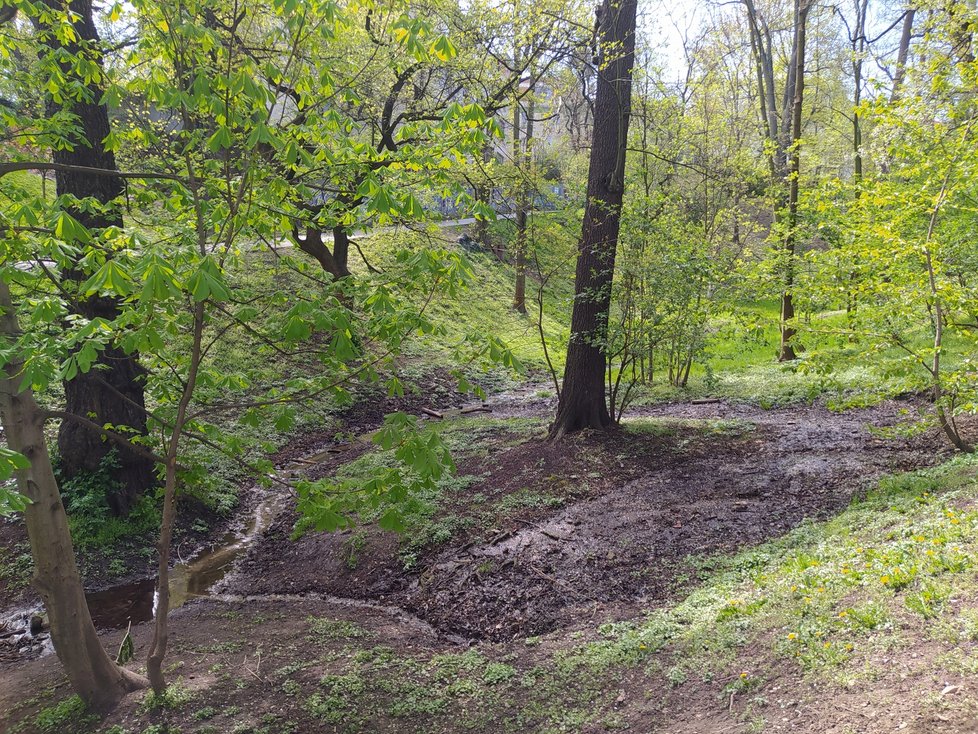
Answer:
[778,0,811,362]
[550,0,638,438]
[514,81,534,314]
[36,0,154,513]
[513,85,534,313]
[0,280,147,710]
[852,0,869,185]
[891,7,916,102]
[475,144,493,248]
[512,68,527,313]
[293,226,352,280]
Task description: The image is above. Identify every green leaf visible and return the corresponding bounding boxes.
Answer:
[187,257,231,302]
[140,261,181,303]
[80,260,135,297]
[0,448,30,482]
[53,212,91,243]
[430,35,456,61]
[206,126,234,152]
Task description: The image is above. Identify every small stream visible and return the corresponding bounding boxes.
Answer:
[1,394,503,658]
[88,492,283,630]
[0,489,284,659]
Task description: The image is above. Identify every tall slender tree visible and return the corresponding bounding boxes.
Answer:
[512,77,535,314]
[550,0,639,437]
[779,0,813,361]
[743,0,811,361]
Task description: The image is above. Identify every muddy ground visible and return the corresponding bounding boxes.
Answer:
[0,387,959,734]
[229,391,948,642]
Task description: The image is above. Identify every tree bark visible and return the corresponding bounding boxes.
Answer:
[851,0,869,185]
[550,0,638,438]
[891,7,916,102]
[475,145,493,248]
[293,226,352,280]
[513,80,534,314]
[38,0,154,513]
[0,280,148,710]
[778,0,812,362]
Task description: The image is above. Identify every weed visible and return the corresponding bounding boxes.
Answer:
[34,696,98,734]
[483,662,517,685]
[905,580,951,618]
[140,681,193,711]
[495,488,565,513]
[305,674,366,723]
[281,678,301,696]
[193,706,218,721]
[307,616,370,642]
[345,530,367,569]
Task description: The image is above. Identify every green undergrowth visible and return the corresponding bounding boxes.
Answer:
[321,416,548,569]
[355,223,576,375]
[570,455,978,691]
[621,416,754,438]
[0,171,47,206]
[635,299,978,410]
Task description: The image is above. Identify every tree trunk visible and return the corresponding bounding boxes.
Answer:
[778,0,811,362]
[852,0,869,186]
[38,0,154,513]
[0,281,148,710]
[891,7,916,102]
[331,226,352,279]
[475,145,494,248]
[513,81,534,314]
[550,0,638,438]
[293,226,352,280]
[512,76,525,312]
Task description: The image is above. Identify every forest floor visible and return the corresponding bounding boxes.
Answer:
[5,380,978,734]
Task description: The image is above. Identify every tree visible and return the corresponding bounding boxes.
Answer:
[2,0,155,514]
[778,0,813,361]
[0,277,149,710]
[549,0,638,438]
[742,0,812,361]
[0,0,504,707]
[270,0,579,281]
[804,2,978,451]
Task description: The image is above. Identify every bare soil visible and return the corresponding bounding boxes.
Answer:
[0,389,961,734]
[231,393,948,642]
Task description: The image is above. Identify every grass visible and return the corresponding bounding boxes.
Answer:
[584,455,978,686]
[354,218,577,378]
[32,696,99,734]
[0,170,47,206]
[272,455,978,731]
[621,416,754,437]
[14,451,978,734]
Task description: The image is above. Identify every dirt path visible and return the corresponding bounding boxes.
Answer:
[230,393,948,641]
